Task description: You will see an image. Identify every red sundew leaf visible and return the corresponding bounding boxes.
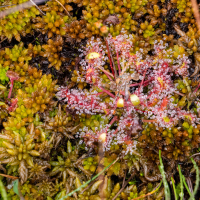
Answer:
[142,119,157,123]
[159,97,168,111]
[124,140,132,145]
[148,98,158,107]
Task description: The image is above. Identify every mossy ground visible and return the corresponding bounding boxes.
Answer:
[0,0,200,199]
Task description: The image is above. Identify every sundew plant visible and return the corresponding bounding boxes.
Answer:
[57,32,196,155]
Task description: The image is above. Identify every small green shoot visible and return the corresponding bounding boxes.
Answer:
[171,177,178,200]
[167,157,199,200]
[178,165,184,200]
[189,158,199,200]
[158,150,171,200]
[0,65,9,85]
[129,179,137,185]
[0,180,8,200]
[13,179,19,196]
[35,37,40,45]
[182,176,192,197]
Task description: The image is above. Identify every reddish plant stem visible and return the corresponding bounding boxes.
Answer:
[8,80,14,99]
[143,82,151,87]
[174,91,184,96]
[105,39,115,78]
[130,83,141,87]
[139,69,147,92]
[116,49,121,75]
[113,127,119,135]
[140,101,148,108]
[109,48,118,77]
[134,107,145,113]
[96,66,114,81]
[120,91,125,96]
[142,119,157,123]
[109,116,118,126]
[97,85,115,98]
[130,78,154,87]
[144,77,154,83]
[95,92,104,96]
[104,72,113,81]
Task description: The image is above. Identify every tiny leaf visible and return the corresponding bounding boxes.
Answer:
[13,179,19,196]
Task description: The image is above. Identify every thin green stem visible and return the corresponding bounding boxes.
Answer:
[158,150,171,200]
[171,177,178,200]
[178,165,184,200]
[182,176,192,197]
[189,158,199,200]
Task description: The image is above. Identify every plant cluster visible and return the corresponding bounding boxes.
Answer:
[0,1,40,41]
[33,10,68,36]
[57,33,199,158]
[40,35,65,70]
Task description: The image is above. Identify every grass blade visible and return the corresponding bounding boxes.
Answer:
[158,150,171,200]
[178,165,184,200]
[189,158,199,200]
[13,180,19,196]
[171,177,178,200]
[182,176,193,197]
[0,180,8,200]
[13,179,25,200]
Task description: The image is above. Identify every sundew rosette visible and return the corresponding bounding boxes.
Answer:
[57,33,196,153]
